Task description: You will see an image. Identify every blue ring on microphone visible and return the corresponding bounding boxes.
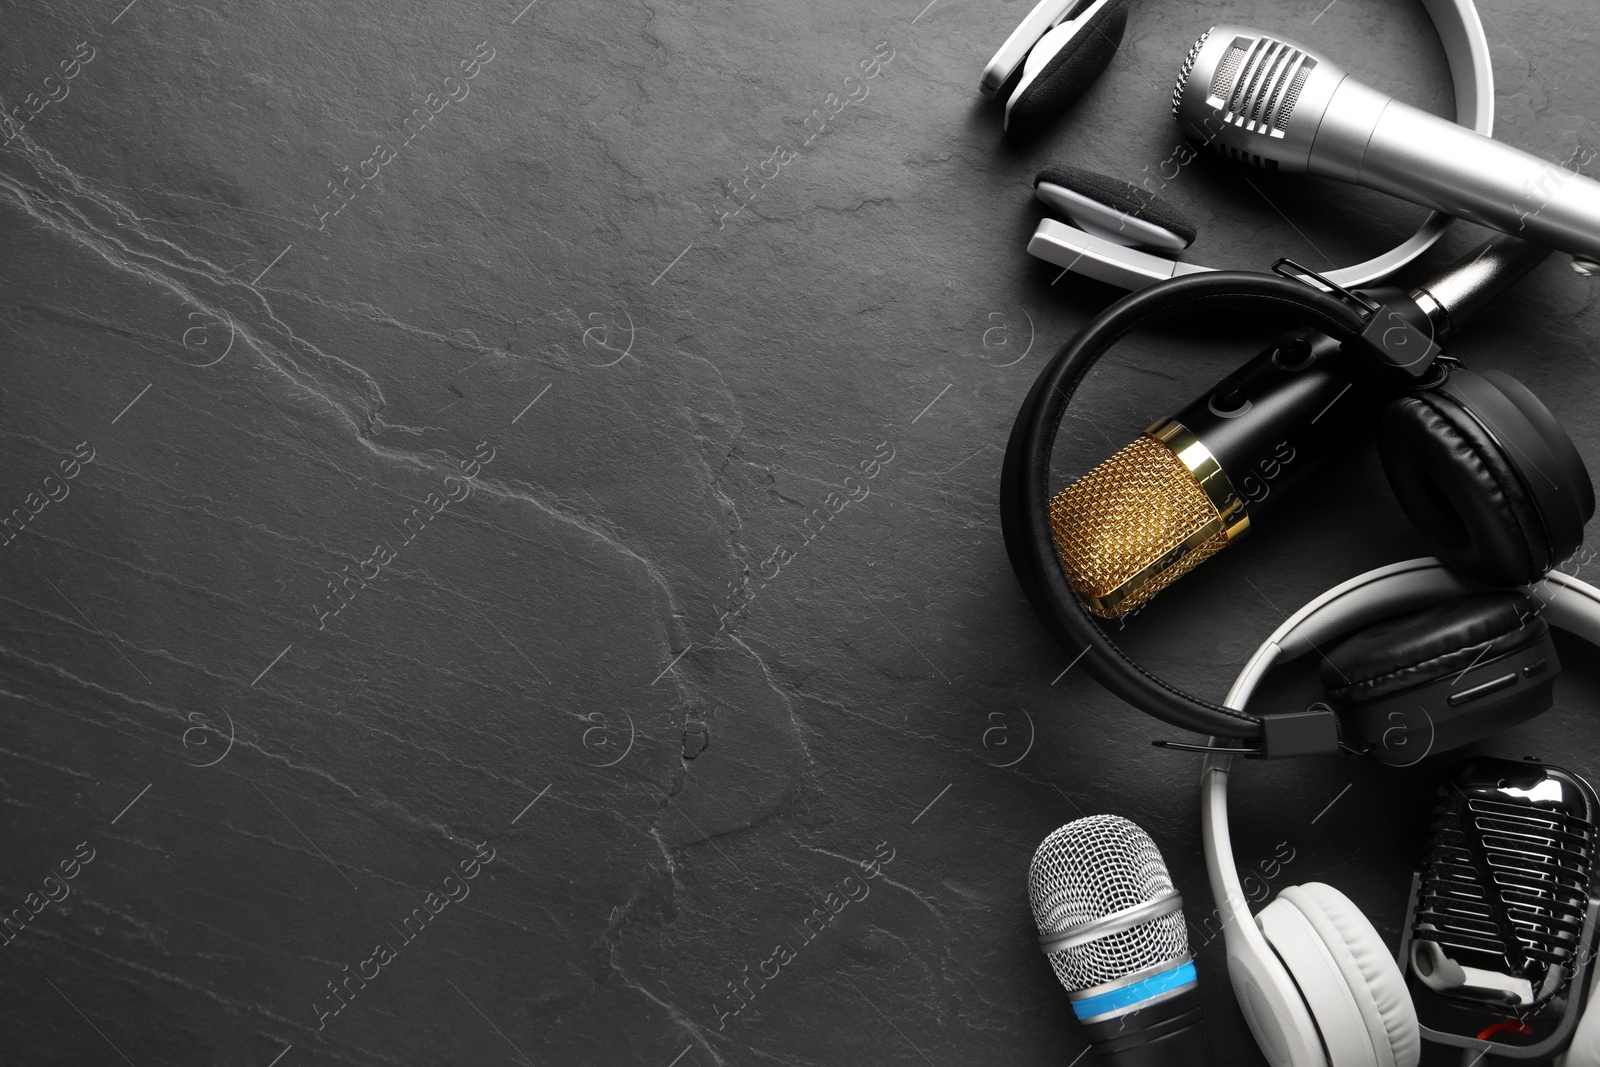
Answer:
[1068,960,1197,1021]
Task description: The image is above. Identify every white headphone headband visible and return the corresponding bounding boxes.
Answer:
[1029,0,1496,290]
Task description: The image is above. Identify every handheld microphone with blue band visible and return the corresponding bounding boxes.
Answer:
[1030,815,1215,1066]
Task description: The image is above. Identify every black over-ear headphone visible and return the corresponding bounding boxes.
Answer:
[999,267,1594,758]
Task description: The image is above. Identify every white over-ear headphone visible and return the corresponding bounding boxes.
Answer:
[1202,558,1600,1067]
[1025,0,1496,291]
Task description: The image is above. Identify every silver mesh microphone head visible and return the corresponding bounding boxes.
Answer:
[1172,25,1347,172]
[1028,815,1190,990]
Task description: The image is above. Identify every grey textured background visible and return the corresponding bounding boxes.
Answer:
[2,0,1598,1064]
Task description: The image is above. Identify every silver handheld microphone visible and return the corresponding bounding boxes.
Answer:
[1173,26,1600,269]
[1029,815,1214,1066]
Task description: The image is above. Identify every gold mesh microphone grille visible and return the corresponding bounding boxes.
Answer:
[1048,424,1249,618]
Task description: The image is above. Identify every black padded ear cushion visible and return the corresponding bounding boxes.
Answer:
[1379,392,1549,585]
[1478,370,1595,562]
[1006,0,1128,140]
[1319,593,1546,706]
[1034,164,1199,246]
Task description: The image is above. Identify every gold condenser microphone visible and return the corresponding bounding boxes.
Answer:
[1052,235,1554,618]
[1052,322,1384,617]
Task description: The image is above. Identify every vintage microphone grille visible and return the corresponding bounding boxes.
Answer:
[1414,792,1594,1002]
[1029,815,1191,989]
[1049,433,1229,617]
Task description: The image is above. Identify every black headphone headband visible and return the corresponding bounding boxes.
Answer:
[999,271,1369,740]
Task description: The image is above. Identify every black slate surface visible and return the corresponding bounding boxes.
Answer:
[2,0,1599,1064]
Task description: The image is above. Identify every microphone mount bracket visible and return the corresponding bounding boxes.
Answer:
[1274,258,1444,389]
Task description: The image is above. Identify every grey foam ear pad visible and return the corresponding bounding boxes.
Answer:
[1319,593,1545,706]
[1380,392,1549,585]
[1034,164,1198,247]
[1005,0,1127,140]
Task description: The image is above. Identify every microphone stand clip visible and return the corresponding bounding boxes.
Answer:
[1273,258,1445,388]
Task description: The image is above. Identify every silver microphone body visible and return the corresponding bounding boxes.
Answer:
[1174,27,1600,265]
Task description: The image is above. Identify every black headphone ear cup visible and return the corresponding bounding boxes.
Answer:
[1320,594,1548,704]
[1477,370,1595,563]
[1379,392,1548,585]
[1318,593,1557,763]
[1005,0,1128,140]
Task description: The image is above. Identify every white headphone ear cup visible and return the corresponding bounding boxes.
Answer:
[1224,944,1324,1067]
[1258,893,1377,1066]
[1273,884,1420,1067]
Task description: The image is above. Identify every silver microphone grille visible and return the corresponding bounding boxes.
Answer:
[1170,27,1212,119]
[1028,815,1190,989]
[1172,25,1340,172]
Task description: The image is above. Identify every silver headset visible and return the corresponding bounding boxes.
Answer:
[991,0,1496,290]
[1203,558,1600,1067]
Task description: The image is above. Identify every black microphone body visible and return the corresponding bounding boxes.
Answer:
[1160,327,1383,523]
[1081,984,1214,1067]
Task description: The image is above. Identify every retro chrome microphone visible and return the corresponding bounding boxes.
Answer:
[1172,26,1600,270]
[1400,758,1600,1058]
[1408,758,1596,1014]
[1030,815,1214,1066]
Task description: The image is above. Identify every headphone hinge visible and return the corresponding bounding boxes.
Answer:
[1256,704,1341,759]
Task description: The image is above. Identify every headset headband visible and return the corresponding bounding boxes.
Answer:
[1028,0,1496,290]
